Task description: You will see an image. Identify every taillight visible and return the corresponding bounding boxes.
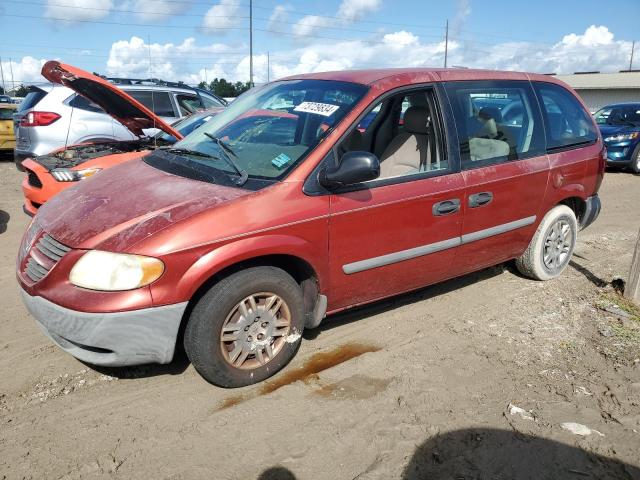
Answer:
[20,111,61,127]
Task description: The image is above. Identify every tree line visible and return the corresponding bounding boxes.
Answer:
[197,78,251,98]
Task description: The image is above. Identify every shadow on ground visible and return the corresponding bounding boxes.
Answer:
[257,428,640,479]
[0,210,9,234]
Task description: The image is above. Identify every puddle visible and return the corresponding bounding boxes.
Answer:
[216,342,380,411]
[314,374,392,400]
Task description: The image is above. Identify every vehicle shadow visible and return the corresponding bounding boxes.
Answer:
[84,349,190,380]
[0,210,9,234]
[255,428,640,479]
[304,263,508,340]
[402,428,640,480]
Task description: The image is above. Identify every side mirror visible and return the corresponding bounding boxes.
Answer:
[319,151,380,190]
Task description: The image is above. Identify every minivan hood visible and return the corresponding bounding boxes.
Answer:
[35,157,250,251]
[41,60,183,140]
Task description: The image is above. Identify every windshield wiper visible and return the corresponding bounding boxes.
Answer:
[161,146,217,158]
[203,132,248,186]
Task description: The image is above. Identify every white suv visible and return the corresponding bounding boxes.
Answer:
[13,79,226,170]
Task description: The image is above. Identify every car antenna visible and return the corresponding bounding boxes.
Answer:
[64,88,74,155]
[148,34,157,149]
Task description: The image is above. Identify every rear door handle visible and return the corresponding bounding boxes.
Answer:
[468,192,493,208]
[432,199,461,216]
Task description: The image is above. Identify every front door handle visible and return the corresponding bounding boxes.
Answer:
[432,199,461,216]
[468,192,493,208]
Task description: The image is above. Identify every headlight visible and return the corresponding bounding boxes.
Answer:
[51,167,102,182]
[69,250,164,291]
[604,132,639,142]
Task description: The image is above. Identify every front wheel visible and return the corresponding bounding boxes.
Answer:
[515,205,577,281]
[630,144,640,174]
[184,266,305,388]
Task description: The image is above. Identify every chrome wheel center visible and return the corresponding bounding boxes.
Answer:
[543,219,572,271]
[220,292,291,370]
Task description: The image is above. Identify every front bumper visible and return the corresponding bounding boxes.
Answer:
[580,194,601,231]
[21,288,188,367]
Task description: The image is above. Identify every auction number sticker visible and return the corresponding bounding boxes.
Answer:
[294,101,340,117]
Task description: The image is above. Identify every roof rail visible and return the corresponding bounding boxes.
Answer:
[92,73,193,89]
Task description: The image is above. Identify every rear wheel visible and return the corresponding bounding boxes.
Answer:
[184,266,305,387]
[515,205,577,281]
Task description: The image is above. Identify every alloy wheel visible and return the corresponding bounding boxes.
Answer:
[542,218,573,272]
[219,292,291,370]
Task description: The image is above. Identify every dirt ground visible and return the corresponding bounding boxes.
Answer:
[1,157,639,479]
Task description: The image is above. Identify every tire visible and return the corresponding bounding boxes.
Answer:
[515,205,577,281]
[184,266,305,388]
[630,144,640,174]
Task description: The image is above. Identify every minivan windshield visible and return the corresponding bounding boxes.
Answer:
[594,105,640,126]
[157,79,367,182]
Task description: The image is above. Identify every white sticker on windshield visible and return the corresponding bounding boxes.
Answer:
[294,101,340,117]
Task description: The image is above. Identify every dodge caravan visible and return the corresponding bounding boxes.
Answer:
[18,61,603,387]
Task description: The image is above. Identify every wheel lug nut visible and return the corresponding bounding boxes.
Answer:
[244,326,250,331]
[257,333,264,340]
[261,322,268,328]
[247,335,252,341]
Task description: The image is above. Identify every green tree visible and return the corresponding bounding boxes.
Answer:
[13,85,30,97]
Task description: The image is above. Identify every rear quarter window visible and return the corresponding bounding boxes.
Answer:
[533,82,598,151]
[18,89,47,112]
[126,90,177,117]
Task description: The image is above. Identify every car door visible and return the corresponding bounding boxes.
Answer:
[443,80,549,275]
[325,86,466,311]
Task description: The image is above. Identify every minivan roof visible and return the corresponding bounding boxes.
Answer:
[281,68,567,87]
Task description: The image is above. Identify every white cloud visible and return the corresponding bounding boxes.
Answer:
[292,15,333,37]
[202,0,242,34]
[0,57,49,86]
[337,0,381,22]
[267,5,290,30]
[44,0,113,22]
[452,0,471,34]
[106,36,244,83]
[127,0,187,22]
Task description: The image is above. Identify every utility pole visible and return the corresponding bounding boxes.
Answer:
[9,58,15,93]
[630,41,636,71]
[444,19,449,68]
[626,226,640,303]
[0,57,6,94]
[204,67,208,85]
[267,51,270,83]
[249,0,253,87]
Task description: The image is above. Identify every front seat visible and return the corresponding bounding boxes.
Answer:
[379,106,431,178]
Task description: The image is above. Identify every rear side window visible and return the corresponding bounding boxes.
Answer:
[126,90,176,117]
[445,80,545,168]
[67,94,104,113]
[176,94,202,115]
[533,82,597,150]
[18,89,47,112]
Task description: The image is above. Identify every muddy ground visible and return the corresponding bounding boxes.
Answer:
[1,157,639,479]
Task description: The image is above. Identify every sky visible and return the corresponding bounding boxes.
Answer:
[0,0,639,88]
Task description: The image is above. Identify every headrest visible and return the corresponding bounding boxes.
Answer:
[478,106,503,123]
[404,106,430,134]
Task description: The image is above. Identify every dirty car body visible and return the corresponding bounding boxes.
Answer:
[18,64,604,387]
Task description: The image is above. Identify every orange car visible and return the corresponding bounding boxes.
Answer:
[21,66,221,215]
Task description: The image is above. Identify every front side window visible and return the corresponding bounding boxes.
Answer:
[176,94,202,115]
[445,80,544,168]
[594,105,640,127]
[337,88,447,181]
[533,82,598,150]
[153,79,367,182]
[127,90,176,117]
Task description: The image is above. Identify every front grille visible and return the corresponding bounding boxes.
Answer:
[26,168,42,188]
[23,233,71,282]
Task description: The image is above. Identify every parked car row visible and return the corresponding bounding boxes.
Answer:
[16,60,605,388]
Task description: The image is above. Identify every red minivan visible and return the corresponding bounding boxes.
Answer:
[17,62,604,387]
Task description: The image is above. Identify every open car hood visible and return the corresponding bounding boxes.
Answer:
[41,60,183,140]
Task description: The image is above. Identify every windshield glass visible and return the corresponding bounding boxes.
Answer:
[165,79,367,181]
[155,111,218,143]
[594,105,640,126]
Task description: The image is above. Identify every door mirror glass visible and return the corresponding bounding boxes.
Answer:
[319,151,380,189]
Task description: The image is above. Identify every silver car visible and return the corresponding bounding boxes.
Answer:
[13,81,226,170]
